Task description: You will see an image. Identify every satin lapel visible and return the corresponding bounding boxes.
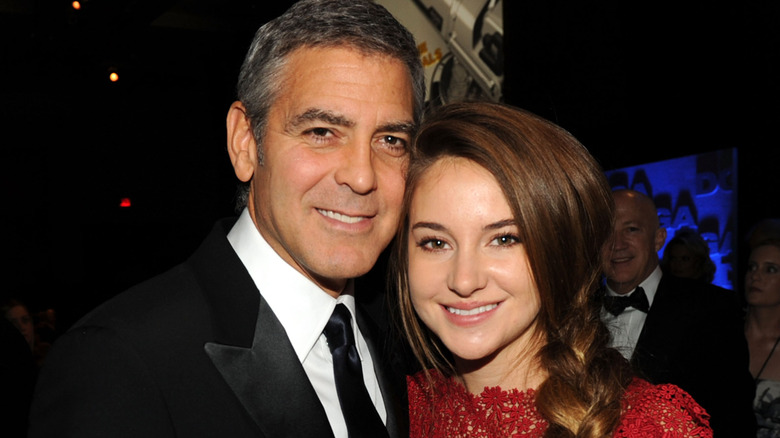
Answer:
[205,298,334,437]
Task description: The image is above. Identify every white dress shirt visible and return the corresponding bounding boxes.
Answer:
[602,265,663,360]
[227,209,386,438]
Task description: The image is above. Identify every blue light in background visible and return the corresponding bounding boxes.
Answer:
[605,148,737,290]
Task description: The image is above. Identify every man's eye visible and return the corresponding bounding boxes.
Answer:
[378,135,408,155]
[384,135,404,145]
[311,127,331,137]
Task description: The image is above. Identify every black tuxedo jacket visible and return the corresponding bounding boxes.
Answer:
[29,219,408,437]
[631,274,756,437]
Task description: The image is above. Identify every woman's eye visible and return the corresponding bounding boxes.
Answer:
[492,234,519,246]
[419,238,448,251]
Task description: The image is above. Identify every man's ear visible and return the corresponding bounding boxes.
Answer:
[654,226,668,252]
[226,101,257,183]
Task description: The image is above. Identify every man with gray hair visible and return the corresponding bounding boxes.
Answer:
[29,1,424,437]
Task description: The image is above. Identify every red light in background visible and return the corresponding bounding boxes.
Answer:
[109,72,119,82]
[119,198,132,207]
[72,1,81,10]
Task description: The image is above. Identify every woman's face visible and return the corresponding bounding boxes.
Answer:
[407,158,541,366]
[666,244,699,279]
[745,244,780,308]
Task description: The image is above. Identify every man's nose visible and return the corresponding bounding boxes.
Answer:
[334,141,377,195]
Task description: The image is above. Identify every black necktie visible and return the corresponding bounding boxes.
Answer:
[323,304,389,438]
[603,286,650,316]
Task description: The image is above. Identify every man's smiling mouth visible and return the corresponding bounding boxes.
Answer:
[317,208,366,224]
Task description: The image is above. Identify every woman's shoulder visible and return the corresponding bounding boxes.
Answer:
[615,378,713,437]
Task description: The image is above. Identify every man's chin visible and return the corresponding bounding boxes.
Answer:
[607,262,636,276]
[314,253,381,280]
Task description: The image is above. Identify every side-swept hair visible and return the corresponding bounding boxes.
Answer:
[391,101,633,437]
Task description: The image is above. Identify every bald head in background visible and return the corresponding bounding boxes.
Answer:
[603,189,667,295]
[600,189,758,435]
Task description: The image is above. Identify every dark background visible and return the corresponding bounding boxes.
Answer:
[1,0,778,329]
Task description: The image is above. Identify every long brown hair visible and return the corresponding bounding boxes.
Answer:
[390,101,633,437]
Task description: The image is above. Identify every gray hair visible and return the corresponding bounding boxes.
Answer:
[233,0,425,211]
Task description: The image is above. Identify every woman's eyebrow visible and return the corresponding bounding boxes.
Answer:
[412,222,446,232]
[484,219,516,231]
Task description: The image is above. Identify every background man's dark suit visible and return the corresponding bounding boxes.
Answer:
[631,274,756,436]
[29,220,408,438]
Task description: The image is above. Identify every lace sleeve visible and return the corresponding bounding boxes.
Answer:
[615,380,713,438]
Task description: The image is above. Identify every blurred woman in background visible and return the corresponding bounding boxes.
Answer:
[745,239,780,436]
[660,227,716,284]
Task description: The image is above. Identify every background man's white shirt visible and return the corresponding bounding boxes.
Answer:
[602,266,662,360]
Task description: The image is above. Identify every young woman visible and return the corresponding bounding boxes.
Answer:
[744,239,780,436]
[391,101,712,437]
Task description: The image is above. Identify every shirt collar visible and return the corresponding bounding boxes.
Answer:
[227,208,359,362]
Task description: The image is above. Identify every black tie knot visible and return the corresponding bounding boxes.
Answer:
[604,286,650,316]
[324,303,355,352]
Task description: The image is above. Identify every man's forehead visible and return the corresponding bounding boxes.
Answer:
[617,217,643,228]
[616,207,657,228]
[275,50,414,127]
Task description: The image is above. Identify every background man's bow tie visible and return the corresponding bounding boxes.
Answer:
[604,287,650,316]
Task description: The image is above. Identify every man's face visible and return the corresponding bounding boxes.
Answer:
[603,191,666,295]
[248,46,414,297]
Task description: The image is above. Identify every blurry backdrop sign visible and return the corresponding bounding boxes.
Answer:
[606,148,737,290]
[376,0,504,105]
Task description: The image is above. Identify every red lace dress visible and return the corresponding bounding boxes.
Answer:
[408,371,713,437]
